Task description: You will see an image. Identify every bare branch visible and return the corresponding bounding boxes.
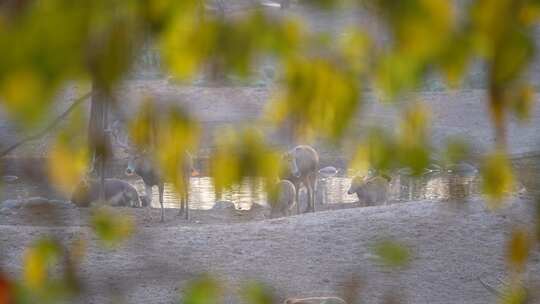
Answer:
[0,91,92,158]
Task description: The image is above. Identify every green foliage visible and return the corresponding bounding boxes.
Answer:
[242,282,275,304]
[506,229,531,273]
[210,129,280,197]
[182,275,221,304]
[372,239,411,268]
[442,137,471,165]
[270,54,360,140]
[47,108,89,195]
[90,206,134,248]
[481,151,514,208]
[500,283,528,304]
[18,237,81,303]
[350,128,396,175]
[161,8,301,81]
[371,0,457,96]
[397,103,431,176]
[350,104,432,176]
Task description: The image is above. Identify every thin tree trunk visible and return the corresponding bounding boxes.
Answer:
[88,82,109,202]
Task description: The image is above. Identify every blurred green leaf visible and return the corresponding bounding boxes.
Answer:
[18,236,84,303]
[270,54,360,140]
[242,282,275,304]
[442,137,471,165]
[500,283,528,304]
[506,228,531,273]
[47,142,88,196]
[182,275,221,304]
[511,84,535,121]
[90,206,134,248]
[23,238,61,289]
[338,28,372,73]
[481,151,514,208]
[397,103,431,175]
[370,0,457,96]
[210,129,280,197]
[350,128,396,175]
[0,68,50,126]
[154,106,200,195]
[372,240,411,268]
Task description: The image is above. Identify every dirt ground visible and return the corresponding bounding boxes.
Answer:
[0,194,538,304]
[0,197,368,227]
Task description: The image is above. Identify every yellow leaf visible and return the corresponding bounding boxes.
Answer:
[183,275,221,304]
[372,239,411,268]
[339,28,371,73]
[91,206,134,248]
[23,239,61,289]
[1,69,47,124]
[47,141,88,195]
[506,228,531,273]
[481,151,514,208]
[512,84,535,121]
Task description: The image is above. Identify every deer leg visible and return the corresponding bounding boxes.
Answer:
[295,183,300,215]
[306,184,313,213]
[311,175,317,212]
[178,189,185,216]
[301,178,310,213]
[158,183,165,222]
[185,189,189,220]
[144,184,153,207]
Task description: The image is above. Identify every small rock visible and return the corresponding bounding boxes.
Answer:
[284,297,346,304]
[1,199,22,209]
[1,175,18,183]
[1,197,74,210]
[250,203,267,211]
[212,200,236,210]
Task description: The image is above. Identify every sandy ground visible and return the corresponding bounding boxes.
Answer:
[0,197,367,227]
[0,195,538,304]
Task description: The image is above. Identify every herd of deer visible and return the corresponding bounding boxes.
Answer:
[71,134,391,222]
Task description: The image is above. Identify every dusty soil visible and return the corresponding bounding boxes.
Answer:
[1,195,538,304]
[0,197,368,227]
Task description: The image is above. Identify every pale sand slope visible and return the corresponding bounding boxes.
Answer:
[1,197,539,304]
[4,83,540,158]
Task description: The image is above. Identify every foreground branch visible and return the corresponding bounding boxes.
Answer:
[0,91,92,158]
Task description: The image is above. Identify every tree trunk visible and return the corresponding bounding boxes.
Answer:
[88,82,110,202]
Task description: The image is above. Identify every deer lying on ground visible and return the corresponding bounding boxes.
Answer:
[282,145,319,213]
[71,178,146,208]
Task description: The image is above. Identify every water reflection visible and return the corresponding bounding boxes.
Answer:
[134,170,480,210]
[133,177,268,210]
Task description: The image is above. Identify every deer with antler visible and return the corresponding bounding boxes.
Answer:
[112,121,197,222]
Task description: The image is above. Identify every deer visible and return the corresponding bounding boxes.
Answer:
[71,178,147,208]
[269,179,296,218]
[347,174,391,206]
[112,125,197,222]
[282,145,319,213]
